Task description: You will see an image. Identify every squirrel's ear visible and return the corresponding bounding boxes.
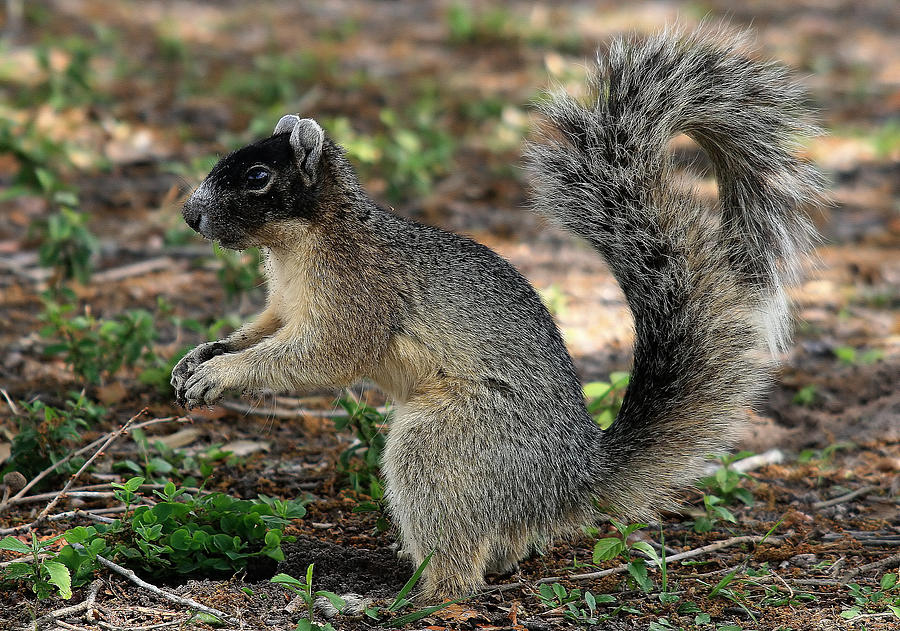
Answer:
[289,118,324,187]
[273,114,300,135]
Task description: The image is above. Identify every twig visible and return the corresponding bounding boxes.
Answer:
[47,508,121,524]
[52,621,92,631]
[220,398,386,418]
[83,577,102,622]
[497,534,780,591]
[90,257,176,283]
[96,621,185,631]
[1,410,148,535]
[86,549,239,625]
[1,415,181,513]
[40,408,146,520]
[1,387,17,414]
[811,485,878,509]
[841,553,900,582]
[22,579,102,631]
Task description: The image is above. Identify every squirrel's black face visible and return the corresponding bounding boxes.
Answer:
[182,116,325,249]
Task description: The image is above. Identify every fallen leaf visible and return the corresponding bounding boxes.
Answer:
[156,427,203,449]
[219,440,271,457]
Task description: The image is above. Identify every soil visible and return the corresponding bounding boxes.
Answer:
[0,1,898,630]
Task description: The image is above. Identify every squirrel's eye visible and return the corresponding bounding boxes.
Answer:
[245,167,270,190]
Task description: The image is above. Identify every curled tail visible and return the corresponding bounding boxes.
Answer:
[526,29,824,517]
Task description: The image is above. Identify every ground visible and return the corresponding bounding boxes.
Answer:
[0,1,898,630]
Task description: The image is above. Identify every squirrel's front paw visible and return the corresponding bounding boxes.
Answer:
[181,354,234,409]
[172,342,227,406]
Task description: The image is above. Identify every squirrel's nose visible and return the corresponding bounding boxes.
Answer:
[182,197,202,232]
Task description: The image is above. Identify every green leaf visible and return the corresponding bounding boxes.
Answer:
[123,476,145,492]
[1,562,34,579]
[316,590,346,612]
[42,561,72,599]
[539,583,555,602]
[583,381,612,399]
[63,526,94,545]
[389,551,433,612]
[584,590,595,610]
[627,559,653,592]
[190,612,224,626]
[383,598,463,628]
[840,606,861,619]
[592,538,625,562]
[881,573,898,590]
[631,541,661,567]
[271,573,305,589]
[710,567,740,597]
[552,582,566,600]
[0,536,32,554]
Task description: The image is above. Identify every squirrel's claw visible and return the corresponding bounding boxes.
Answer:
[171,342,228,408]
[181,355,229,408]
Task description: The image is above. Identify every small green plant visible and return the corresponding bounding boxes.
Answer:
[113,428,235,486]
[327,101,455,204]
[272,565,346,631]
[583,372,630,429]
[0,117,71,199]
[333,396,388,494]
[1,391,104,481]
[34,206,98,285]
[40,293,158,385]
[693,453,754,533]
[841,573,900,620]
[834,345,884,365]
[358,551,462,627]
[54,479,306,581]
[792,384,819,406]
[218,52,328,110]
[0,533,72,600]
[446,3,517,45]
[537,582,614,626]
[591,519,660,592]
[33,40,98,109]
[797,441,854,464]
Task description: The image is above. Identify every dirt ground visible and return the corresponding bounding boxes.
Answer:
[0,1,898,630]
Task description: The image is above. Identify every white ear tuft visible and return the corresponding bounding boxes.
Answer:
[273,114,300,135]
[289,118,325,186]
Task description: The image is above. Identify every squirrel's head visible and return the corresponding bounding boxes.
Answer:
[182,115,328,249]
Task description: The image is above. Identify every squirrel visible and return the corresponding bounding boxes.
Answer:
[171,28,823,599]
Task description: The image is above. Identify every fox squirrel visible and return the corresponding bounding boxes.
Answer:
[171,29,823,599]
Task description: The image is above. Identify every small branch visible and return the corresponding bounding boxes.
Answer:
[38,410,146,522]
[96,621,185,631]
[47,507,122,524]
[811,485,878,509]
[497,534,780,591]
[88,550,239,625]
[841,553,900,582]
[220,398,387,418]
[83,577,102,622]
[0,410,149,535]
[90,257,176,283]
[0,387,17,414]
[22,579,102,631]
[1,415,181,514]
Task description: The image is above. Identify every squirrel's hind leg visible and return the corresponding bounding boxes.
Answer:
[382,404,500,600]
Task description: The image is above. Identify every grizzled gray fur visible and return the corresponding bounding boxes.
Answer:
[171,28,823,599]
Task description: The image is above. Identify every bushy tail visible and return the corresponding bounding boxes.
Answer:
[525,28,824,517]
